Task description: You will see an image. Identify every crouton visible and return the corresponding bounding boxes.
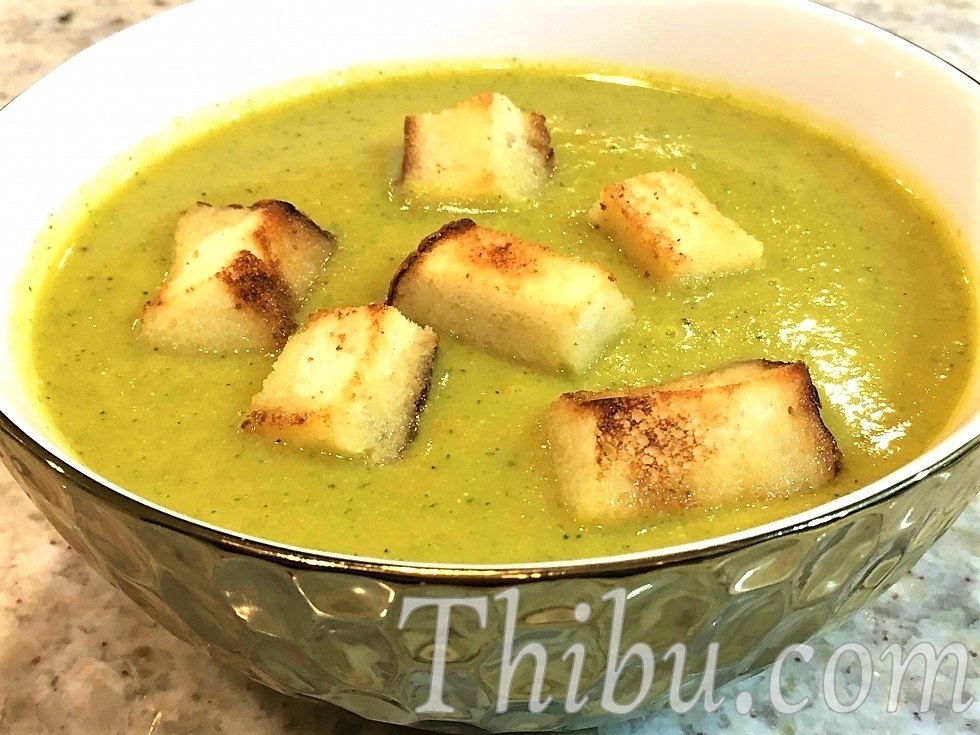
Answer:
[402,92,554,202]
[543,359,841,522]
[588,169,764,280]
[138,200,335,352]
[241,304,438,464]
[387,218,635,372]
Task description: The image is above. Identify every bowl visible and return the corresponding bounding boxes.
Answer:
[1,0,979,731]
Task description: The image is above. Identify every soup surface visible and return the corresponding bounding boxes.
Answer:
[27,65,975,563]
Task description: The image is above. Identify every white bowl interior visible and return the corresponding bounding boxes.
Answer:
[1,0,978,568]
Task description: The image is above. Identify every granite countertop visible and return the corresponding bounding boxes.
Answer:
[1,1,978,733]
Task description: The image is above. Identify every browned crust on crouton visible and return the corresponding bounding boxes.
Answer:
[468,236,540,273]
[192,199,333,236]
[525,111,555,171]
[240,402,312,433]
[593,180,691,277]
[401,116,423,184]
[185,199,336,268]
[387,218,553,305]
[217,251,296,348]
[240,408,304,433]
[386,218,479,303]
[593,394,702,507]
[406,328,439,441]
[251,199,337,253]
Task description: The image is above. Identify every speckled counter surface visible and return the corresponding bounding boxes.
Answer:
[1,1,978,733]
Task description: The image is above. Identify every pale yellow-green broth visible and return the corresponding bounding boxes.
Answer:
[28,65,975,563]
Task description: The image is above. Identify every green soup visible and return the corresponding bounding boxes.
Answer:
[26,65,975,563]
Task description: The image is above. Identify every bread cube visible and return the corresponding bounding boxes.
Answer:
[402,92,554,202]
[138,200,335,352]
[588,169,764,280]
[543,359,841,522]
[241,304,438,464]
[387,218,635,372]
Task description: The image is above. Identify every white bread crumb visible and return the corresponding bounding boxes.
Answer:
[387,218,635,372]
[242,304,438,464]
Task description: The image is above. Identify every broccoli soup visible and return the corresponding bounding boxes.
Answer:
[27,65,975,563]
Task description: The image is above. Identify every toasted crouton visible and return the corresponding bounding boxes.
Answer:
[138,200,335,352]
[543,359,841,522]
[387,218,635,372]
[241,304,438,463]
[588,169,764,280]
[402,92,554,202]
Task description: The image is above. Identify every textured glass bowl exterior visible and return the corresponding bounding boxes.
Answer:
[3,415,978,732]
